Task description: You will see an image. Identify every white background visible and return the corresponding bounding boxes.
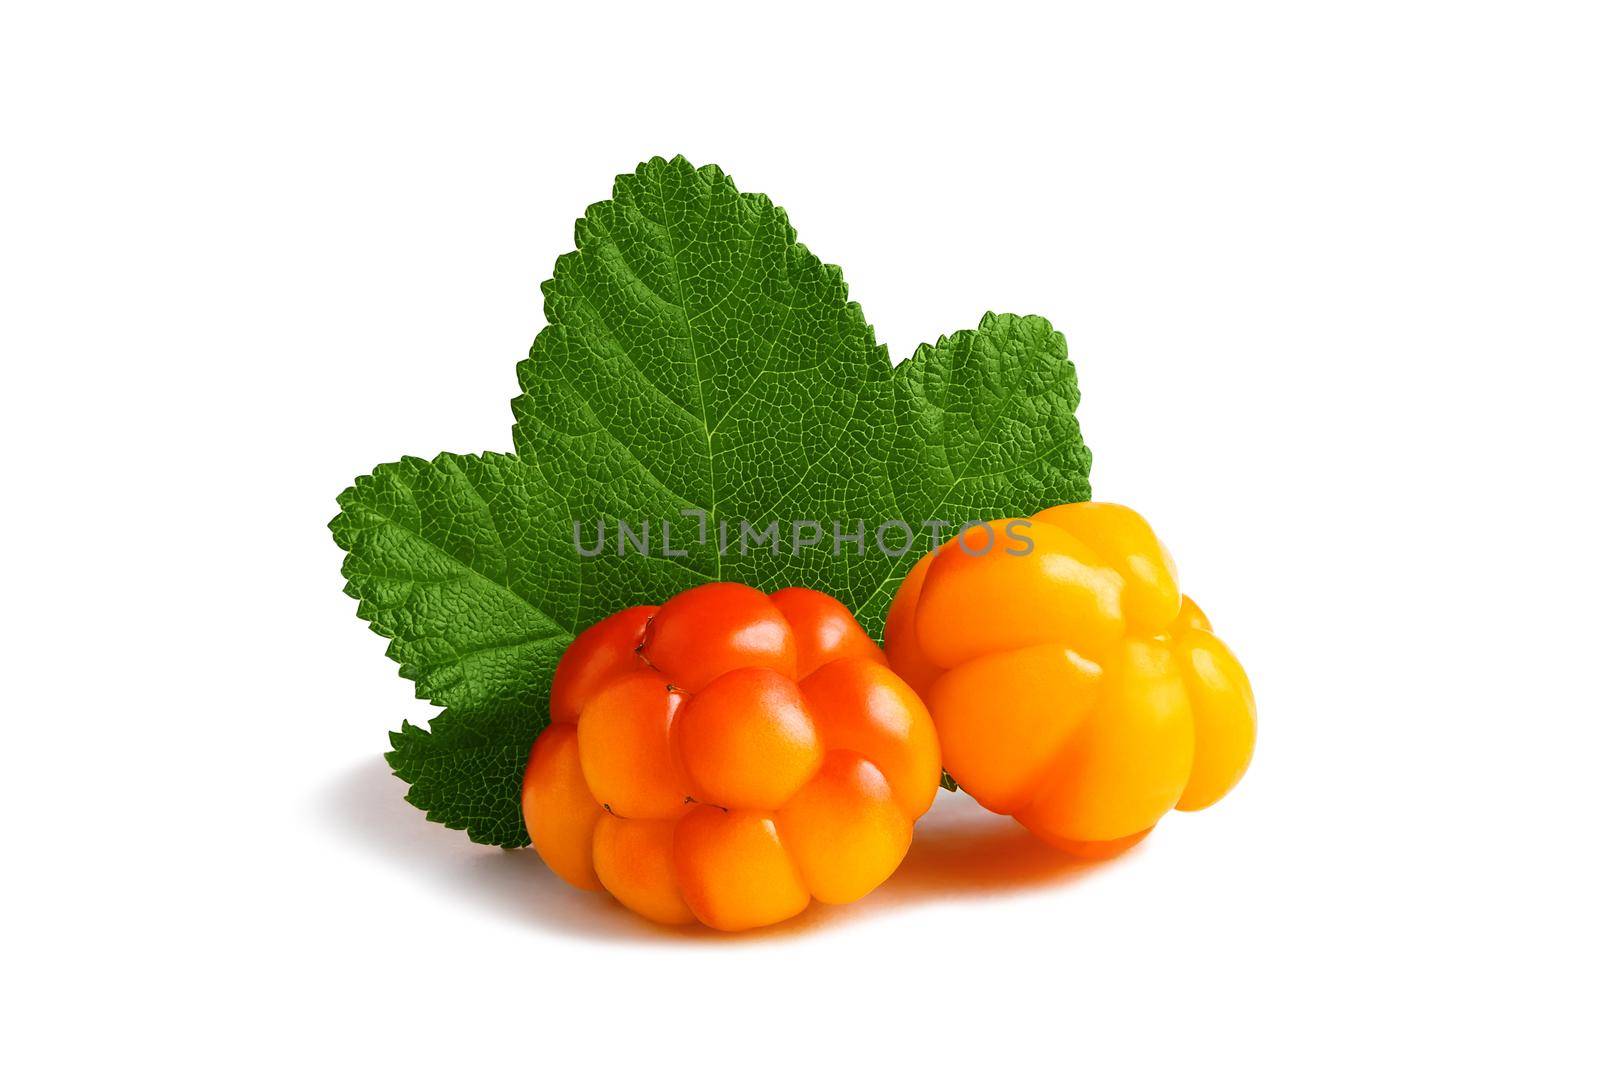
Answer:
[4,2,1597,1063]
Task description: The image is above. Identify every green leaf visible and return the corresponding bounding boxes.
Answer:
[331,452,574,844]
[333,156,1091,846]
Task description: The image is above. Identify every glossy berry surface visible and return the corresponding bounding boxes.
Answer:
[523,583,941,931]
[885,502,1256,858]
